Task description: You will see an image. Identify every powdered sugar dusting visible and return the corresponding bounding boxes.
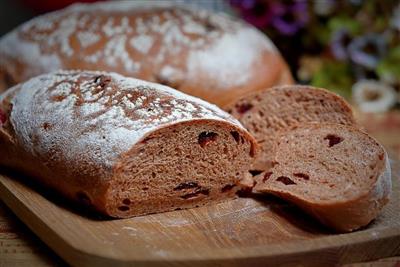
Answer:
[187,27,276,88]
[0,31,61,80]
[130,35,154,54]
[77,31,101,48]
[0,1,278,91]
[10,71,243,169]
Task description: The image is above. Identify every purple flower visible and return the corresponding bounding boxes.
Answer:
[229,0,274,28]
[270,1,309,35]
[330,29,352,61]
[347,34,387,69]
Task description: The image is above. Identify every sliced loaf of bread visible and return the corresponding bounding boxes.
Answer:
[226,85,356,171]
[253,123,391,232]
[0,70,257,218]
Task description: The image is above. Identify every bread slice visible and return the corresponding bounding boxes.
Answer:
[226,85,356,171]
[253,123,392,232]
[0,70,257,218]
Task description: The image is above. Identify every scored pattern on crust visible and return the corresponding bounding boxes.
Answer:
[0,2,276,89]
[9,70,243,170]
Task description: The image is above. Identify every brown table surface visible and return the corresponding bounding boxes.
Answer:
[0,111,399,267]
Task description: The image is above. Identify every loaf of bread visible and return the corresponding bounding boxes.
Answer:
[0,70,257,218]
[226,85,356,171]
[0,1,293,106]
[253,123,391,232]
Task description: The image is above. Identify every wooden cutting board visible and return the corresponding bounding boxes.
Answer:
[0,158,399,267]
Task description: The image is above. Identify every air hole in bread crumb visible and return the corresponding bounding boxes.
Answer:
[118,206,130,211]
[324,134,344,147]
[142,187,149,191]
[276,176,296,185]
[249,170,263,176]
[235,103,253,114]
[198,132,218,147]
[221,184,235,193]
[369,164,376,170]
[151,172,156,178]
[122,198,131,205]
[293,173,310,180]
[230,131,240,144]
[263,172,273,182]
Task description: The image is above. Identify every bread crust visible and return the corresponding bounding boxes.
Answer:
[0,70,257,217]
[0,2,293,105]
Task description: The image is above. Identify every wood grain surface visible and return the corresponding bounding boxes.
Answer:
[0,156,398,267]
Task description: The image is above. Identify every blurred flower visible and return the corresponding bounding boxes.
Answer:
[271,1,309,35]
[297,56,323,82]
[391,4,400,30]
[311,62,353,98]
[313,0,336,16]
[229,0,274,28]
[377,46,400,85]
[347,34,387,69]
[330,28,352,60]
[352,64,379,81]
[352,80,397,113]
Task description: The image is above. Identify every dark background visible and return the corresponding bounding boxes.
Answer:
[0,1,33,36]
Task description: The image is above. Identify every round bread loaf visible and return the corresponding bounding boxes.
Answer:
[0,70,257,218]
[0,1,293,106]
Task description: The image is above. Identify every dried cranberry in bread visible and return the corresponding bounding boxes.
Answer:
[226,85,356,171]
[0,70,257,218]
[0,1,293,106]
[253,123,391,232]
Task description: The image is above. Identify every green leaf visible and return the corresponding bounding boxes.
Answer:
[377,46,400,80]
[310,60,353,98]
[328,16,361,35]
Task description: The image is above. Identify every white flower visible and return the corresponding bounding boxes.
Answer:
[352,80,397,113]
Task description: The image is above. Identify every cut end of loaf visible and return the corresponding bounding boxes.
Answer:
[253,123,391,231]
[102,120,256,218]
[226,85,356,172]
